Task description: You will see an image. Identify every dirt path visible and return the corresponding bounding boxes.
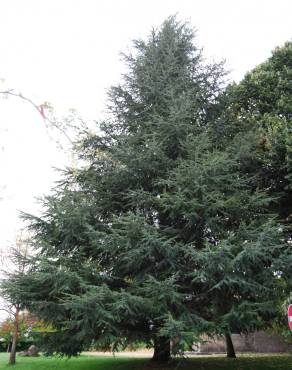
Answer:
[82,350,228,358]
[83,350,154,358]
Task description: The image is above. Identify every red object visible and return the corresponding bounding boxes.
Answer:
[38,105,46,119]
[288,305,292,330]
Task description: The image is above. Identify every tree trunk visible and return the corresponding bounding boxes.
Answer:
[225,332,236,358]
[152,336,171,362]
[9,306,20,365]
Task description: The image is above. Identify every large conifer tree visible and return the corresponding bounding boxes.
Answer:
[2,18,291,361]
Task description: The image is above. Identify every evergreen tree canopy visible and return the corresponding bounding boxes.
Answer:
[2,18,291,361]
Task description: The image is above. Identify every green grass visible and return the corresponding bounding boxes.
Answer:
[0,353,292,370]
[0,354,145,370]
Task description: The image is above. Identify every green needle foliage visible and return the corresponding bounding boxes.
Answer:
[1,18,291,362]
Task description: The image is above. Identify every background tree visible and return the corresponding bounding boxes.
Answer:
[0,235,30,365]
[213,41,292,225]
[0,312,47,353]
[1,18,291,362]
[208,41,292,354]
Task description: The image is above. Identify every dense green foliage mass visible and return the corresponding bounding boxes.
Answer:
[214,42,292,223]
[1,19,291,361]
[216,41,292,340]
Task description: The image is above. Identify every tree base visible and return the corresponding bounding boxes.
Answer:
[152,337,171,362]
[225,332,236,358]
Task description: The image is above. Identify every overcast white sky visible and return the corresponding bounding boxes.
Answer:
[0,0,292,252]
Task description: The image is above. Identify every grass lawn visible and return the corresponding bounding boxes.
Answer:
[0,353,292,370]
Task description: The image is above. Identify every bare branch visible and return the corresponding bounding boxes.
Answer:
[0,89,73,145]
[0,307,13,316]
